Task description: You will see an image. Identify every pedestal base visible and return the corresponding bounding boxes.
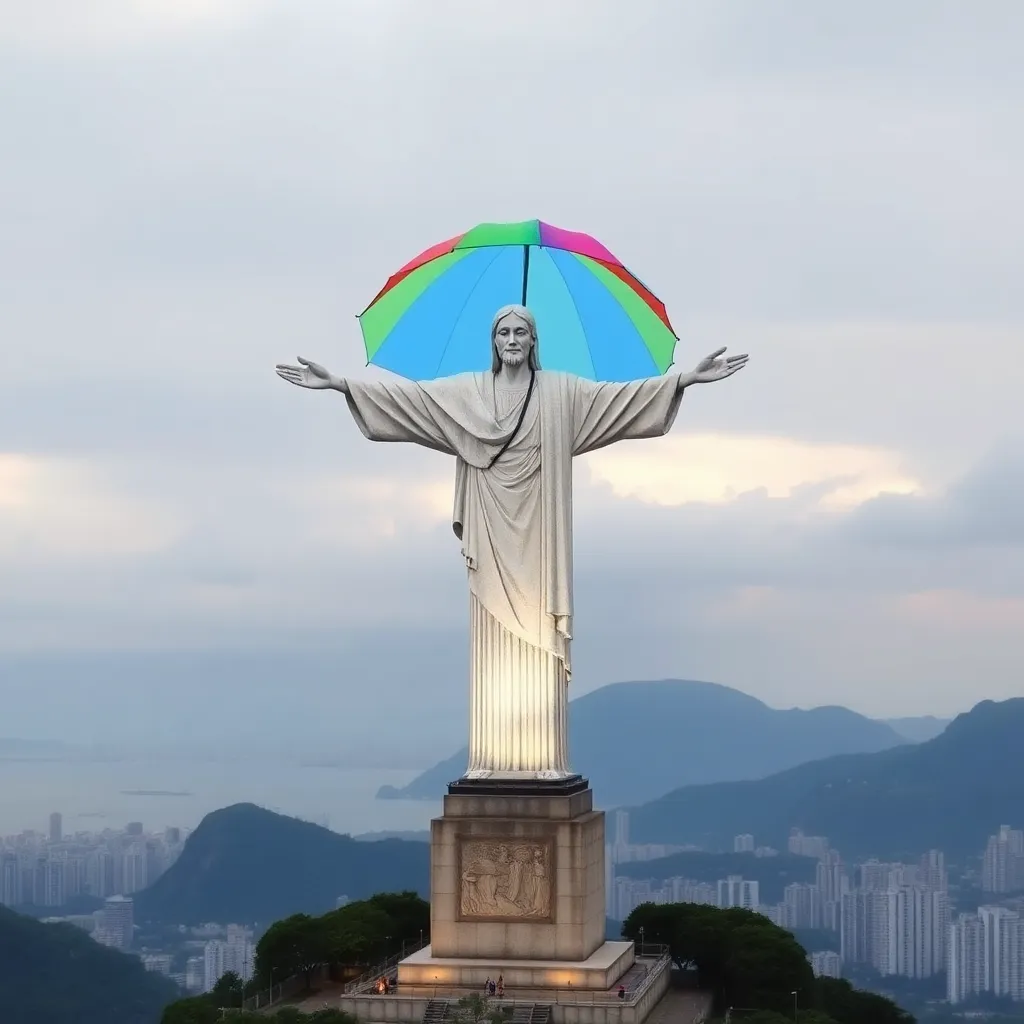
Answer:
[430,783,605,963]
[396,940,634,991]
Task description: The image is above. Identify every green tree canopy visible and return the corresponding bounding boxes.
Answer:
[251,891,431,988]
[159,996,222,1024]
[622,903,914,1023]
[365,890,431,946]
[624,902,814,1014]
[254,912,330,987]
[161,1010,357,1024]
[814,976,913,1024]
[449,993,507,1024]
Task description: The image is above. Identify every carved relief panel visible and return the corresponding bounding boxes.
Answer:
[458,837,554,922]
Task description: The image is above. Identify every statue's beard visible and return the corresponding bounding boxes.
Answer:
[502,349,526,367]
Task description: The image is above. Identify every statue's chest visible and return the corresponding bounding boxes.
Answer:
[492,391,541,450]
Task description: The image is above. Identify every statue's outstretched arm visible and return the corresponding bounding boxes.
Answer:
[680,347,749,389]
[275,357,349,395]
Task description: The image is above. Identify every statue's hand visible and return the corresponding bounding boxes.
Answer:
[275,356,341,391]
[691,347,748,384]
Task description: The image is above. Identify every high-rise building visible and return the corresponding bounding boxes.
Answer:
[613,810,629,849]
[0,854,20,907]
[1003,914,1024,1002]
[204,941,227,992]
[949,908,1024,1004]
[895,886,947,979]
[717,875,759,910]
[43,858,65,907]
[948,913,986,1004]
[788,829,829,860]
[48,813,62,844]
[783,883,823,929]
[185,956,205,993]
[122,843,148,895]
[841,886,945,979]
[86,848,115,898]
[225,925,254,981]
[733,834,755,853]
[860,860,900,892]
[867,890,899,975]
[94,895,134,950]
[143,954,173,976]
[979,905,1016,994]
[809,951,842,978]
[982,827,1024,894]
[919,850,948,892]
[840,892,868,965]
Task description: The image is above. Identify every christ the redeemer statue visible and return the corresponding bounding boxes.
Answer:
[276,305,747,782]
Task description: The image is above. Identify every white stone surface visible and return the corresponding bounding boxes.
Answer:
[396,939,634,990]
[276,306,747,778]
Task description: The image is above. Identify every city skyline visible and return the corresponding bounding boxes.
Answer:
[606,813,1024,1006]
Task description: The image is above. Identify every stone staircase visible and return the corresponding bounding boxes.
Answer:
[422,999,451,1024]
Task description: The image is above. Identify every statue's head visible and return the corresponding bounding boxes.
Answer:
[491,304,541,373]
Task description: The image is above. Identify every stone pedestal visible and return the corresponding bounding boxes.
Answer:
[398,777,628,992]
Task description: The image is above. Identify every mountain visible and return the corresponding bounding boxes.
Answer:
[0,904,176,1024]
[883,715,951,743]
[627,698,1024,859]
[378,680,907,806]
[135,803,428,926]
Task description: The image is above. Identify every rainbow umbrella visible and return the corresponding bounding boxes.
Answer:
[358,220,677,382]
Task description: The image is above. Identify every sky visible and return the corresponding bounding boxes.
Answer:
[1,0,1022,764]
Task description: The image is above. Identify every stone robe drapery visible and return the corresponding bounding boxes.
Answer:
[344,370,683,778]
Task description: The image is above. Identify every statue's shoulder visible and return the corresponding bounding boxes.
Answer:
[536,370,580,393]
[422,370,486,392]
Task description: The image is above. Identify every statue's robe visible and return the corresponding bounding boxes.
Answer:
[344,370,683,779]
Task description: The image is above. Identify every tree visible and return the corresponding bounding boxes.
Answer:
[814,977,914,1024]
[622,903,913,1023]
[255,913,330,989]
[723,920,814,1014]
[209,970,244,1008]
[366,890,431,951]
[623,902,813,1013]
[159,997,221,1024]
[449,994,507,1024]
[320,901,394,965]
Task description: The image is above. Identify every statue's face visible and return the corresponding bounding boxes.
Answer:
[493,313,533,367]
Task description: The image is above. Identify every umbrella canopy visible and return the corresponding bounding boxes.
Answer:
[358,220,677,382]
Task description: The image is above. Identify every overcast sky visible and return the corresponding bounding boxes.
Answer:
[1,0,1022,762]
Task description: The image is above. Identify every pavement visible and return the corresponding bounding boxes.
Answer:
[643,988,714,1024]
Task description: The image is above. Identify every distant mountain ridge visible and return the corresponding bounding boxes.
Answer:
[379,679,908,806]
[0,904,176,1024]
[135,803,429,925]
[882,715,951,743]
[627,697,1024,859]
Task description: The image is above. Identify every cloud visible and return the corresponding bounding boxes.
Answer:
[584,433,922,509]
[0,453,181,559]
[0,0,1022,750]
[0,0,264,52]
[848,442,1024,547]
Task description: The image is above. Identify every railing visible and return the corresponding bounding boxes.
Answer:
[241,969,314,1012]
[624,949,671,1004]
[344,936,431,994]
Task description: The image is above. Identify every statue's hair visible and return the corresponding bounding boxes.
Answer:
[491,304,541,373]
